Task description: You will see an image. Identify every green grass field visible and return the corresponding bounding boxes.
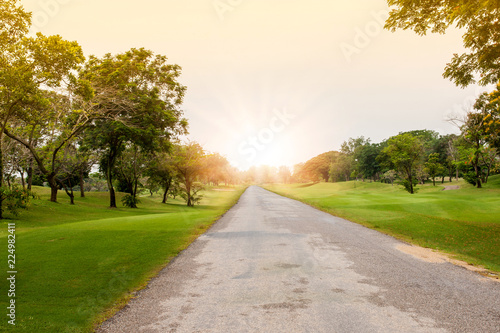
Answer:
[0,186,246,333]
[265,175,500,275]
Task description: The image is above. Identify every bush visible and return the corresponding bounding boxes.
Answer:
[399,178,418,194]
[463,171,478,186]
[0,186,38,216]
[121,194,140,208]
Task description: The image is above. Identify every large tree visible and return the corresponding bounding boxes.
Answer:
[2,31,85,203]
[79,48,188,208]
[385,0,500,87]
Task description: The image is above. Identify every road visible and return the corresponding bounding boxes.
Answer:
[99,186,500,333]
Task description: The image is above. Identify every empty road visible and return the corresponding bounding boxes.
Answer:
[99,186,500,333]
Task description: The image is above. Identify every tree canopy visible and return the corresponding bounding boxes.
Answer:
[385,0,500,87]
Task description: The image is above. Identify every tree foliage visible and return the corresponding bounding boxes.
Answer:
[385,0,500,87]
[172,142,206,207]
[79,48,188,208]
[382,133,424,194]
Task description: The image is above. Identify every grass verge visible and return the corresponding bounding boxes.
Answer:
[0,185,246,333]
[264,176,500,275]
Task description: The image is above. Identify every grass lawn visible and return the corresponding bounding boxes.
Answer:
[264,175,500,275]
[0,185,246,333]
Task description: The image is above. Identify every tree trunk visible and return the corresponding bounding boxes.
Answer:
[59,180,75,205]
[20,170,26,190]
[474,154,482,189]
[186,182,192,207]
[106,150,117,208]
[79,170,85,198]
[47,174,59,202]
[107,175,117,208]
[162,178,172,204]
[27,161,33,190]
[130,177,139,209]
[407,167,414,194]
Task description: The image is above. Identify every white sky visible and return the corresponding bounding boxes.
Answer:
[22,0,492,170]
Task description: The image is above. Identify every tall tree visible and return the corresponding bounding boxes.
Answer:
[385,0,500,87]
[460,111,490,188]
[79,48,188,208]
[2,30,86,202]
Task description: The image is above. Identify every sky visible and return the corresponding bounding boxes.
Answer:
[22,0,493,170]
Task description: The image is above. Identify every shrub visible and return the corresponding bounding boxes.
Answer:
[0,186,38,217]
[463,171,478,186]
[399,178,418,194]
[121,194,140,208]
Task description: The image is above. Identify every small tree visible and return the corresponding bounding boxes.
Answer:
[382,133,424,194]
[115,144,149,208]
[147,152,176,204]
[383,170,397,186]
[425,153,444,186]
[172,142,205,207]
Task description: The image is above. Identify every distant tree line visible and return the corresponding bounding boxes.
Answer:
[291,104,499,193]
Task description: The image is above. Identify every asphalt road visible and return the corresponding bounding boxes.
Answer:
[99,186,500,333]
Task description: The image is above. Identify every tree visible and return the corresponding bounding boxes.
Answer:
[115,144,150,208]
[383,170,397,186]
[4,44,90,202]
[382,133,424,194]
[4,85,98,203]
[1,2,85,215]
[332,137,370,182]
[278,166,292,184]
[356,143,382,182]
[298,151,338,182]
[0,0,31,190]
[447,136,461,181]
[202,153,230,186]
[385,0,500,87]
[147,152,177,204]
[433,134,458,183]
[474,82,500,149]
[459,110,490,188]
[172,142,205,207]
[79,48,187,208]
[425,153,444,186]
[56,145,82,205]
[330,153,352,182]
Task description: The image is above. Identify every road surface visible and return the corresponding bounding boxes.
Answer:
[99,186,500,333]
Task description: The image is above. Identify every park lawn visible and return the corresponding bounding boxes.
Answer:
[264,175,500,275]
[0,185,246,333]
